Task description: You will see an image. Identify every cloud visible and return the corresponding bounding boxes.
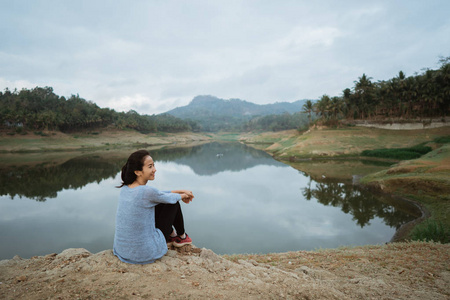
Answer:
[278,26,343,50]
[106,93,191,115]
[0,78,37,91]
[0,0,449,114]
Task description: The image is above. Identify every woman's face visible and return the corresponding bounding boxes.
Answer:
[140,155,156,181]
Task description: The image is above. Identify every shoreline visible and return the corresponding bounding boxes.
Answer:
[0,130,214,153]
[363,186,430,243]
[239,127,450,242]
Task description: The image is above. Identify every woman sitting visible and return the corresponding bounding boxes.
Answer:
[113,150,193,264]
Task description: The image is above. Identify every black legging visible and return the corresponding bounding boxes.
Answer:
[155,201,186,242]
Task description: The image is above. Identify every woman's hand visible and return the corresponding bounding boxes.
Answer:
[181,193,193,204]
[173,190,194,203]
[182,190,194,199]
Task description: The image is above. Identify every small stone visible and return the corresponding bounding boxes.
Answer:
[192,281,200,287]
[15,276,27,283]
[249,259,258,266]
[191,247,202,254]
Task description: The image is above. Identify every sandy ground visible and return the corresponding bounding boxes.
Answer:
[1,242,449,299]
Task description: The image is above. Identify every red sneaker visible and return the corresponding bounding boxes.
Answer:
[167,236,177,248]
[173,234,192,247]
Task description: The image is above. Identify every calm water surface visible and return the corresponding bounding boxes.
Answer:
[0,142,418,259]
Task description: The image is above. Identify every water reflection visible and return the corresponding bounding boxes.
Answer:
[302,179,419,229]
[152,142,283,175]
[0,143,283,201]
[0,142,418,258]
[0,155,124,201]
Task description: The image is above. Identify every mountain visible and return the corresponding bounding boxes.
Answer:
[166,95,308,118]
[164,95,310,131]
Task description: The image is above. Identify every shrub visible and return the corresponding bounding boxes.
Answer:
[361,145,432,160]
[296,125,309,133]
[15,127,26,134]
[434,136,450,144]
[34,131,49,136]
[407,145,433,154]
[410,219,449,243]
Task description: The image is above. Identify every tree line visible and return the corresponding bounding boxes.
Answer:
[303,57,450,123]
[0,87,195,133]
[0,86,312,133]
[241,112,311,132]
[2,57,448,134]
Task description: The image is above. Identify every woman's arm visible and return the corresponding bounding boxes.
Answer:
[171,190,194,198]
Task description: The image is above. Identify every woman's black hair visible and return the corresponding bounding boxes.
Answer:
[118,150,150,188]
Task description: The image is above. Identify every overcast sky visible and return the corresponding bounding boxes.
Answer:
[1,0,449,115]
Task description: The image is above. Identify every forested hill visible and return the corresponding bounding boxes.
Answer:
[166,95,310,131]
[0,87,195,134]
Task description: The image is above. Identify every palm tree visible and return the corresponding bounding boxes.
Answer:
[342,88,358,119]
[354,74,375,119]
[436,61,450,116]
[314,95,331,119]
[329,97,344,119]
[302,100,314,124]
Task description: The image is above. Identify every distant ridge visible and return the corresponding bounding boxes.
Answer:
[166,95,309,119]
[164,95,310,131]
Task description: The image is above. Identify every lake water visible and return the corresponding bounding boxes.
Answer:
[0,142,419,259]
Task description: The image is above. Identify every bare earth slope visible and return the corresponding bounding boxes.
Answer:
[240,127,450,159]
[1,242,449,299]
[0,130,212,152]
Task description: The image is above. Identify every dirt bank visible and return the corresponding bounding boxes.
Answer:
[0,130,213,153]
[1,242,449,299]
[240,127,450,160]
[347,118,450,130]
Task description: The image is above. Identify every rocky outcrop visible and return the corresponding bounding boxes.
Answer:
[1,243,449,299]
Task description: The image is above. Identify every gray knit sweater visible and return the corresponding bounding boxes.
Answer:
[113,185,181,264]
